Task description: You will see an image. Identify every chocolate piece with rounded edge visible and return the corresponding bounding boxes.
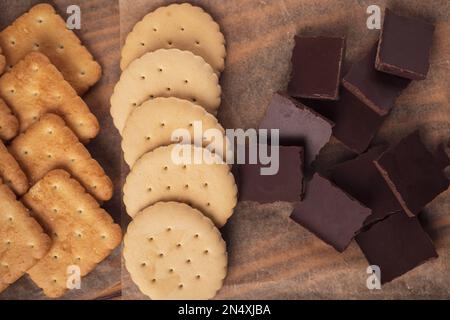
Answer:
[342,44,410,116]
[303,87,385,154]
[374,130,449,217]
[356,213,438,284]
[330,145,402,225]
[288,36,345,100]
[259,93,333,166]
[238,146,304,203]
[376,9,435,80]
[290,173,371,252]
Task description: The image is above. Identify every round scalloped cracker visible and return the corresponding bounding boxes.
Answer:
[123,201,227,300]
[120,3,226,73]
[110,49,221,134]
[123,144,237,227]
[122,97,228,167]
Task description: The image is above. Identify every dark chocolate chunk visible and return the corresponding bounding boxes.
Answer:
[303,87,385,153]
[237,146,304,203]
[330,145,402,225]
[376,9,435,80]
[290,173,371,252]
[374,130,449,217]
[356,213,438,284]
[342,44,411,116]
[259,93,334,166]
[288,36,345,100]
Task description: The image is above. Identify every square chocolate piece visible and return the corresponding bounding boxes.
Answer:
[290,173,371,252]
[330,145,402,225]
[259,93,333,166]
[237,146,304,203]
[303,87,385,153]
[288,36,345,100]
[374,130,449,217]
[343,44,410,116]
[376,9,435,80]
[356,213,437,284]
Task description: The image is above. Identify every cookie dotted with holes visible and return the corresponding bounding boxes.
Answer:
[122,97,228,168]
[0,52,99,142]
[0,45,5,75]
[123,144,237,227]
[123,201,227,300]
[9,114,113,201]
[110,48,221,134]
[23,170,122,298]
[0,180,51,293]
[0,98,19,141]
[121,3,226,73]
[0,3,101,95]
[0,140,29,195]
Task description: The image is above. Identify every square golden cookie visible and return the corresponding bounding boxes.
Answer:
[0,98,19,141]
[0,180,51,293]
[0,140,29,195]
[0,45,5,75]
[9,114,113,201]
[0,52,99,142]
[0,3,101,94]
[23,170,122,298]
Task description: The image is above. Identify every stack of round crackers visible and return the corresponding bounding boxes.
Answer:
[112,3,237,300]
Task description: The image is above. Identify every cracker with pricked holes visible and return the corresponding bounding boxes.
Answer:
[0,140,28,195]
[0,98,19,141]
[9,114,112,201]
[122,97,228,168]
[0,3,101,95]
[123,201,227,300]
[121,3,226,73]
[0,52,99,142]
[23,170,122,298]
[123,144,237,227]
[0,180,51,293]
[111,49,221,134]
[0,45,5,75]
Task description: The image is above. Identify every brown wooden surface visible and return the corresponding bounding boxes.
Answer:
[0,0,122,300]
[1,0,450,300]
[120,0,450,299]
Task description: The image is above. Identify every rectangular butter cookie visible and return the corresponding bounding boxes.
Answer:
[23,170,122,298]
[0,140,29,195]
[0,3,101,94]
[9,114,112,201]
[0,52,99,142]
[0,180,51,293]
[0,98,19,141]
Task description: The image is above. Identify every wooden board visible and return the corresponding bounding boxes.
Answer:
[1,0,450,300]
[120,0,450,299]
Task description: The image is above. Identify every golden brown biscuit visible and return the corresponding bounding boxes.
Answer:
[0,45,5,75]
[0,98,19,141]
[0,140,28,195]
[23,170,122,298]
[0,52,99,142]
[0,3,101,94]
[9,114,112,201]
[0,180,51,293]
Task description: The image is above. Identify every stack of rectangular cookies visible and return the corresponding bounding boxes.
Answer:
[0,4,121,298]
